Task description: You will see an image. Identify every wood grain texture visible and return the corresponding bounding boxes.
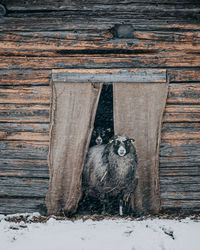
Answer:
[3,0,200,12]
[161,122,200,140]
[0,141,48,160]
[0,104,50,122]
[0,198,45,214]
[160,156,200,167]
[160,166,200,176]
[163,105,200,122]
[168,69,200,83]
[167,83,200,104]
[161,191,200,200]
[0,69,51,85]
[0,122,49,133]
[160,139,200,157]
[0,159,49,178]
[161,199,200,209]
[0,86,51,104]
[0,177,49,197]
[1,54,200,69]
[0,31,199,54]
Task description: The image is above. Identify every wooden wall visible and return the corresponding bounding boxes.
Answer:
[0,0,200,214]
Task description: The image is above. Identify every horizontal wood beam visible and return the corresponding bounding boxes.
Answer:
[0,69,199,86]
[52,69,166,83]
[3,0,200,12]
[1,54,199,69]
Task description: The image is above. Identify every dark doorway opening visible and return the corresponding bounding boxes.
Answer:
[89,84,114,147]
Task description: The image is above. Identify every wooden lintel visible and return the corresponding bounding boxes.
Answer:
[52,69,166,83]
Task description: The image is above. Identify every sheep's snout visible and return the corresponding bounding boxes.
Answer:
[95,136,103,145]
[117,145,126,157]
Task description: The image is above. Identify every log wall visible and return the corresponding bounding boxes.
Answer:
[0,0,200,214]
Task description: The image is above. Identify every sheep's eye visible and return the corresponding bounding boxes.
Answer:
[124,140,131,147]
[115,140,120,146]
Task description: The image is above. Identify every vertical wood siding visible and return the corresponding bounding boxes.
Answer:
[0,0,200,214]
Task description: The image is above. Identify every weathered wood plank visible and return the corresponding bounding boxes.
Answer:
[161,122,200,140]
[0,54,200,69]
[1,11,199,30]
[162,130,200,140]
[160,166,200,176]
[160,156,200,167]
[160,139,200,157]
[161,199,200,208]
[0,86,51,104]
[0,122,49,133]
[0,177,49,197]
[1,16,200,33]
[168,69,200,82]
[167,83,200,104]
[4,0,200,12]
[161,191,200,200]
[0,141,48,160]
[160,182,200,192]
[163,114,200,122]
[0,159,49,178]
[163,105,200,122]
[0,31,199,54]
[160,176,200,185]
[52,69,166,83]
[0,198,45,214]
[1,4,200,35]
[0,132,49,141]
[0,69,51,85]
[0,104,50,122]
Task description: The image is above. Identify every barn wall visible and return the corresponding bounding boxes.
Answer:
[0,0,200,214]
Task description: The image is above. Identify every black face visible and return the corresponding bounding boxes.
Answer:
[113,138,132,157]
[95,127,106,137]
[92,127,105,145]
[90,127,113,146]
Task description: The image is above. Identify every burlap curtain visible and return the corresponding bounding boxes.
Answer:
[113,82,168,213]
[46,69,167,215]
[46,82,102,215]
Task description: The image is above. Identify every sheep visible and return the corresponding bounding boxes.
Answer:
[89,127,113,146]
[82,135,138,215]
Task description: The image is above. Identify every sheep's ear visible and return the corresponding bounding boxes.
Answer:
[107,128,111,132]
[109,139,113,144]
[130,138,135,144]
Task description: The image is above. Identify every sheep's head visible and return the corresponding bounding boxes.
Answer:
[92,127,112,145]
[109,135,135,157]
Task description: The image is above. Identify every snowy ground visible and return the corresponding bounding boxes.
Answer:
[1,213,200,250]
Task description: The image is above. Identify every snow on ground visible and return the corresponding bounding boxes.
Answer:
[0,213,200,250]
